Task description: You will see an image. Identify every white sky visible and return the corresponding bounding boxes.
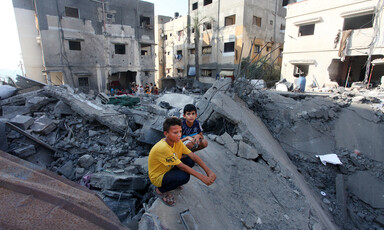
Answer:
[0,0,187,70]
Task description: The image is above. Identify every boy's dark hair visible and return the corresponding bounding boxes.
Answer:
[183,104,197,114]
[163,117,182,132]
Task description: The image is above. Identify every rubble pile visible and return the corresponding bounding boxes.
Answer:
[235,81,384,229]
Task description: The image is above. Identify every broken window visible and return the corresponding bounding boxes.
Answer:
[201,69,212,77]
[140,16,151,27]
[106,13,114,19]
[224,42,235,53]
[253,16,262,27]
[202,46,212,54]
[78,77,88,87]
[203,22,212,31]
[283,0,290,7]
[343,14,374,30]
[191,28,195,33]
[141,44,151,56]
[68,41,81,50]
[192,2,198,10]
[266,46,272,52]
[280,24,286,33]
[254,45,261,53]
[177,50,182,56]
[270,20,273,25]
[298,24,315,36]
[293,64,309,76]
[177,68,184,74]
[115,44,126,55]
[204,0,212,6]
[189,48,195,54]
[65,7,79,18]
[225,15,236,26]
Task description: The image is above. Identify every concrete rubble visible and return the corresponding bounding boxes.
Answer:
[1,79,383,230]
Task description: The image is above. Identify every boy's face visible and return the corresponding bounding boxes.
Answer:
[183,111,197,124]
[164,125,182,143]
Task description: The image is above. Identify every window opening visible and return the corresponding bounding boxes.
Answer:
[224,42,235,53]
[69,41,81,50]
[192,2,198,10]
[202,46,212,54]
[225,15,236,26]
[298,24,315,36]
[343,14,374,30]
[65,7,79,18]
[115,44,126,54]
[294,64,309,76]
[78,77,89,87]
[204,0,212,6]
[254,45,261,53]
[203,22,212,31]
[202,69,212,77]
[253,16,262,27]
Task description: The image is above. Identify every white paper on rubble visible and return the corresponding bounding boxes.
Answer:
[315,154,342,166]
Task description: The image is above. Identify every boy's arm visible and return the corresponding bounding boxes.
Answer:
[177,160,216,185]
[188,152,216,179]
[181,136,194,142]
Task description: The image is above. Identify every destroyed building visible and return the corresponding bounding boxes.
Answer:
[281,0,384,88]
[12,0,156,93]
[155,0,296,85]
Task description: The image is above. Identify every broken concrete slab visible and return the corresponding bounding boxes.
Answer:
[58,160,75,179]
[90,173,148,191]
[220,132,238,155]
[147,104,168,116]
[26,96,50,112]
[132,157,148,174]
[155,93,194,109]
[0,85,17,99]
[43,85,127,134]
[137,126,164,145]
[238,141,259,160]
[2,106,31,118]
[13,144,36,158]
[9,115,34,130]
[0,122,8,151]
[78,154,95,169]
[347,171,384,209]
[54,100,74,116]
[30,115,56,134]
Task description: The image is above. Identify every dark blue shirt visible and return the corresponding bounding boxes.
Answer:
[182,119,203,138]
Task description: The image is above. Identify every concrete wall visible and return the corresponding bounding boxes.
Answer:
[13,0,155,92]
[282,0,384,88]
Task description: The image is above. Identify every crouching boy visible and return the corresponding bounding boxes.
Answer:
[181,104,208,151]
[148,117,216,206]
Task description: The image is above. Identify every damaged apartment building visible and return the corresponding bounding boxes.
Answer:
[281,0,384,88]
[12,0,156,93]
[155,0,296,85]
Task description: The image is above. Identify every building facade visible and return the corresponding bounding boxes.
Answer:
[13,0,155,92]
[155,0,293,85]
[281,0,384,88]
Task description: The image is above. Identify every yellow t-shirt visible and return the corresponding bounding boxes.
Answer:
[148,139,191,187]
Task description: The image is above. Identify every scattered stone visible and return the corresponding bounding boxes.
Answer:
[90,173,148,191]
[75,167,85,174]
[26,96,50,111]
[10,115,35,130]
[78,154,95,168]
[30,115,56,134]
[233,134,243,141]
[220,132,238,154]
[133,157,149,174]
[147,104,168,116]
[207,134,217,141]
[88,130,99,137]
[375,215,384,226]
[158,101,173,110]
[238,141,259,160]
[13,144,36,158]
[323,198,331,204]
[54,101,74,116]
[351,96,365,103]
[58,160,74,179]
[2,106,31,118]
[110,136,119,142]
[113,169,125,174]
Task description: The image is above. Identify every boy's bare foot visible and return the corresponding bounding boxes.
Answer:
[154,188,176,206]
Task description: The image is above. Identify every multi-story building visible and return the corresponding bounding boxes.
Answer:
[281,0,384,88]
[155,0,294,85]
[13,0,155,92]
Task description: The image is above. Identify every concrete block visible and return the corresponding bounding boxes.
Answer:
[2,106,30,117]
[78,154,95,168]
[54,101,74,116]
[59,160,74,179]
[147,104,168,116]
[133,157,148,174]
[88,130,99,137]
[13,144,36,158]
[138,126,164,145]
[90,172,148,191]
[220,132,238,155]
[30,115,56,134]
[10,115,35,130]
[0,122,8,151]
[155,93,194,109]
[238,141,259,160]
[347,171,384,208]
[26,96,50,112]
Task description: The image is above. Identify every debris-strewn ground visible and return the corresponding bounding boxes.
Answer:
[1,80,384,230]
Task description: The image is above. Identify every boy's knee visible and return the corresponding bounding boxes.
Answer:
[180,173,190,185]
[201,139,208,147]
[186,142,194,149]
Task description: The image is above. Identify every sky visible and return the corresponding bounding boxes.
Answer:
[0,0,188,71]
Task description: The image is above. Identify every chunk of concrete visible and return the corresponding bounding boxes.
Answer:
[147,104,168,116]
[276,83,288,92]
[0,85,17,99]
[133,157,149,174]
[90,173,148,191]
[220,132,238,155]
[10,115,34,130]
[238,141,259,160]
[2,106,30,118]
[26,96,50,112]
[88,130,99,137]
[347,171,384,208]
[0,122,8,151]
[58,160,74,179]
[30,115,56,134]
[155,93,194,109]
[13,144,36,158]
[54,101,74,116]
[138,126,164,145]
[78,154,95,169]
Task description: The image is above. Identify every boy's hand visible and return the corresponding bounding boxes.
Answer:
[208,172,216,181]
[201,175,215,186]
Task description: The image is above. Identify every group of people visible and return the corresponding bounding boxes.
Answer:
[148,104,215,206]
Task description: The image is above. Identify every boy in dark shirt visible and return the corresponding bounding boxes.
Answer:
[181,104,208,151]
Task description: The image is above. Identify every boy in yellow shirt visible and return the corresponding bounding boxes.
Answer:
[148,117,216,206]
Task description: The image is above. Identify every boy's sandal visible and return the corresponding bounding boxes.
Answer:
[153,190,176,207]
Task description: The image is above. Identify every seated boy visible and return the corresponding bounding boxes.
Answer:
[148,117,216,206]
[181,104,208,151]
